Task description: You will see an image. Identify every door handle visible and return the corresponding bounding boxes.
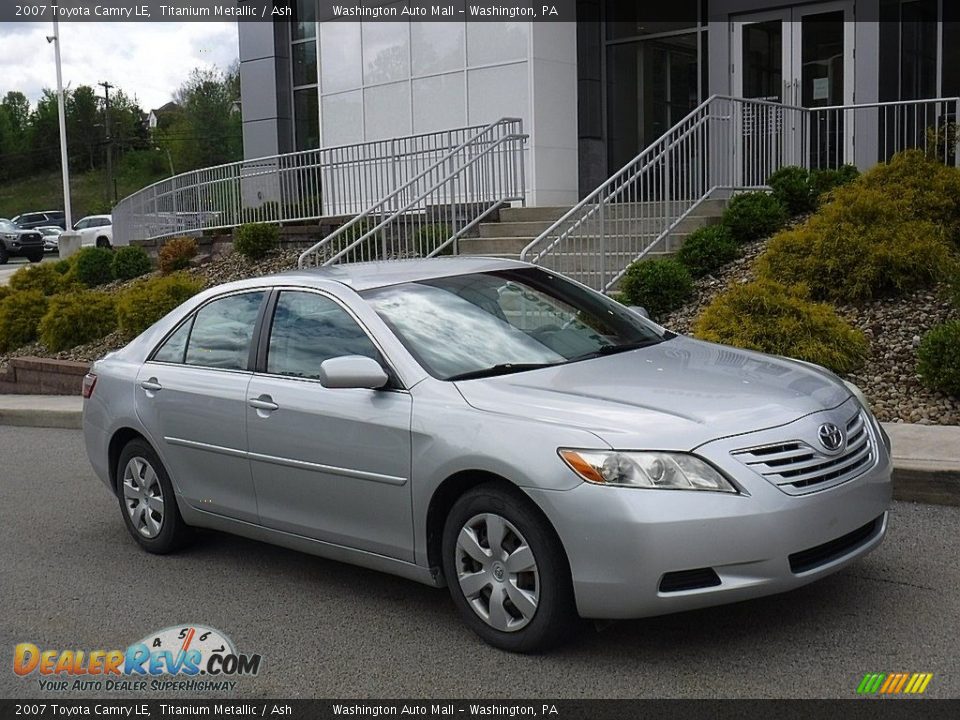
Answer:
[140,379,162,392]
[248,396,279,412]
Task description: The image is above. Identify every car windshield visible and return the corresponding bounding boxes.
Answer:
[0,220,15,232]
[362,267,669,381]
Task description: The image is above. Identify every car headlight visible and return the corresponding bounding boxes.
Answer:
[842,379,872,412]
[559,449,737,492]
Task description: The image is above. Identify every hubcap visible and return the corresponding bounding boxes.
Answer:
[122,457,164,539]
[455,513,539,632]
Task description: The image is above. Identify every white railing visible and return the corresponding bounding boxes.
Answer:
[521,95,960,293]
[111,122,516,245]
[297,118,527,268]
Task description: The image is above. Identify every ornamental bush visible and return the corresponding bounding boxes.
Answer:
[721,191,788,244]
[38,291,117,351]
[619,258,693,320]
[917,321,960,397]
[70,247,115,287]
[0,290,48,352]
[692,280,869,374]
[767,166,814,216]
[9,263,67,295]
[809,164,859,203]
[158,237,198,274]
[234,223,279,260]
[676,225,739,279]
[111,245,153,281]
[116,274,205,337]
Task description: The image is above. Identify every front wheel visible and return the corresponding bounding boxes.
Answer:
[27,251,43,263]
[441,484,580,652]
[0,246,7,264]
[116,439,193,554]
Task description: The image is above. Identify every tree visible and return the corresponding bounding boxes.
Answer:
[67,85,100,171]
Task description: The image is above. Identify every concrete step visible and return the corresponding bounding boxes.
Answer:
[499,206,571,223]
[460,237,535,256]
[479,221,555,238]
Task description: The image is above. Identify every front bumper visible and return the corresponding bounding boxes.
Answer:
[526,402,892,619]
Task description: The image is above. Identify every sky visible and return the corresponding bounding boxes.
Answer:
[0,22,239,111]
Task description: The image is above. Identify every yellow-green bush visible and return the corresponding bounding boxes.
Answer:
[158,237,198,274]
[116,274,205,337]
[756,186,955,302]
[38,292,117,351]
[917,320,960,397]
[9,263,66,295]
[0,290,48,352]
[692,280,869,373]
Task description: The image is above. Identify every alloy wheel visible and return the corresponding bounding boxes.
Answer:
[122,456,165,538]
[455,513,539,632]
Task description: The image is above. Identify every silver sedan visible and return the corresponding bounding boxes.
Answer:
[83,258,892,652]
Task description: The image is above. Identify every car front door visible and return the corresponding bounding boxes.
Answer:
[245,289,414,561]
[135,290,267,523]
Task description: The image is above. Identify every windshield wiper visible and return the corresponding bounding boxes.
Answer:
[566,339,664,363]
[446,362,561,381]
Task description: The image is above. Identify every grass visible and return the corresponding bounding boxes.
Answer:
[0,165,168,220]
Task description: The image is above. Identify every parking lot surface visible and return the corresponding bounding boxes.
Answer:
[0,254,58,285]
[1,426,958,699]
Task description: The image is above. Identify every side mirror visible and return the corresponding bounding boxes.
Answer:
[318,355,389,390]
[628,305,650,319]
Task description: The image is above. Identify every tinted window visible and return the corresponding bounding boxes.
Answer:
[74,219,90,230]
[185,292,265,370]
[153,319,193,363]
[267,291,379,379]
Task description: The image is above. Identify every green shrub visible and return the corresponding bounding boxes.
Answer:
[768,166,814,216]
[809,164,860,203]
[756,187,955,302]
[414,223,453,256]
[721,192,788,243]
[0,290,48,351]
[676,225,739,279]
[917,320,960,397]
[53,258,72,275]
[9,263,66,295]
[111,245,153,281]
[158,237,198,274]
[70,247,115,287]
[692,280,869,374]
[619,258,693,320]
[38,291,117,351]
[0,287,9,303]
[234,223,279,260]
[117,274,205,336]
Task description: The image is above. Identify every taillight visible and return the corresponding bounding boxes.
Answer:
[82,373,98,399]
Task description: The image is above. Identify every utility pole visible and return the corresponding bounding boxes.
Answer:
[99,81,115,205]
[48,19,72,230]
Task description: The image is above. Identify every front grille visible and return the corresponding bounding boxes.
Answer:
[732,411,875,495]
[789,516,882,574]
[659,567,722,593]
[21,233,42,244]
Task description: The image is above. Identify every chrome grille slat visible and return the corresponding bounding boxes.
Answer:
[731,411,876,495]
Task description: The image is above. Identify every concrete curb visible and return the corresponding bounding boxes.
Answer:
[0,406,83,430]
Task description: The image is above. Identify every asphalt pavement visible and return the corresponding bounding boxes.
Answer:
[1,426,958,699]
[0,253,59,285]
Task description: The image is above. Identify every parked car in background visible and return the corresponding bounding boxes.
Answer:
[37,226,64,253]
[73,215,114,248]
[82,258,892,652]
[0,218,44,263]
[13,210,67,230]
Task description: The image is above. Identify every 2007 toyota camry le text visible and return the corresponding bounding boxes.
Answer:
[83,257,892,652]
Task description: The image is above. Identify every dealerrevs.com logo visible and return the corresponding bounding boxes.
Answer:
[13,624,262,692]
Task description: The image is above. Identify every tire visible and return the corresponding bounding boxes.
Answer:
[0,246,7,264]
[441,483,580,653]
[116,438,193,554]
[96,237,111,249]
[27,251,43,263]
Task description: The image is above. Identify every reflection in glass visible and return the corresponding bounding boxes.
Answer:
[292,0,316,40]
[321,91,364,145]
[294,88,319,150]
[362,22,410,85]
[292,40,318,87]
[466,22,528,67]
[320,22,362,94]
[185,292,265,371]
[742,20,783,101]
[411,21,465,75]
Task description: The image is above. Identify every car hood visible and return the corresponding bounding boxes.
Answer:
[453,336,851,451]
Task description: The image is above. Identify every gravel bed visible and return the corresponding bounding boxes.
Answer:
[660,237,960,426]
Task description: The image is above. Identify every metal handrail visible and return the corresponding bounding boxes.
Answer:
[298,118,527,268]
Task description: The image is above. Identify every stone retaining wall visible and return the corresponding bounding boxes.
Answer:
[0,357,91,395]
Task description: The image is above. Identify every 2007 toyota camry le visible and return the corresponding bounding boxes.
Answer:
[83,257,892,652]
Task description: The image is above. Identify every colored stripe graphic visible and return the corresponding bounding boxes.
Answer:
[858,673,933,695]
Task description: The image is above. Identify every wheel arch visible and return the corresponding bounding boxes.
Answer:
[108,427,150,495]
[425,470,572,586]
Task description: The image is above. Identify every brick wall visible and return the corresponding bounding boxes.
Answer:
[0,357,91,395]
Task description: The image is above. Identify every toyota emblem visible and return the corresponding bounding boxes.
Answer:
[818,423,844,452]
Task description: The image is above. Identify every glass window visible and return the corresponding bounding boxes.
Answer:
[185,292,265,371]
[267,291,380,379]
[466,22,528,67]
[362,21,410,85]
[320,22,362,94]
[363,268,666,380]
[153,320,193,364]
[294,88,320,150]
[292,0,316,41]
[605,1,699,40]
[411,20,465,75]
[292,40,318,87]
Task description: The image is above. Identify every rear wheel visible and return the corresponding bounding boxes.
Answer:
[116,439,193,554]
[96,236,111,249]
[0,246,7,264]
[441,483,580,652]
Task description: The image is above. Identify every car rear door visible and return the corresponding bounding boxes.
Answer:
[135,289,268,523]
[245,289,414,561]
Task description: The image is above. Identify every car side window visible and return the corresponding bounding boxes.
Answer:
[152,319,193,363]
[75,219,89,230]
[267,291,380,379]
[184,292,265,371]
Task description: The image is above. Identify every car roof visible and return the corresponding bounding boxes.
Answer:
[81,214,112,220]
[254,256,533,292]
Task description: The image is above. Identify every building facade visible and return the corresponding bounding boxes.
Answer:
[239,0,959,206]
